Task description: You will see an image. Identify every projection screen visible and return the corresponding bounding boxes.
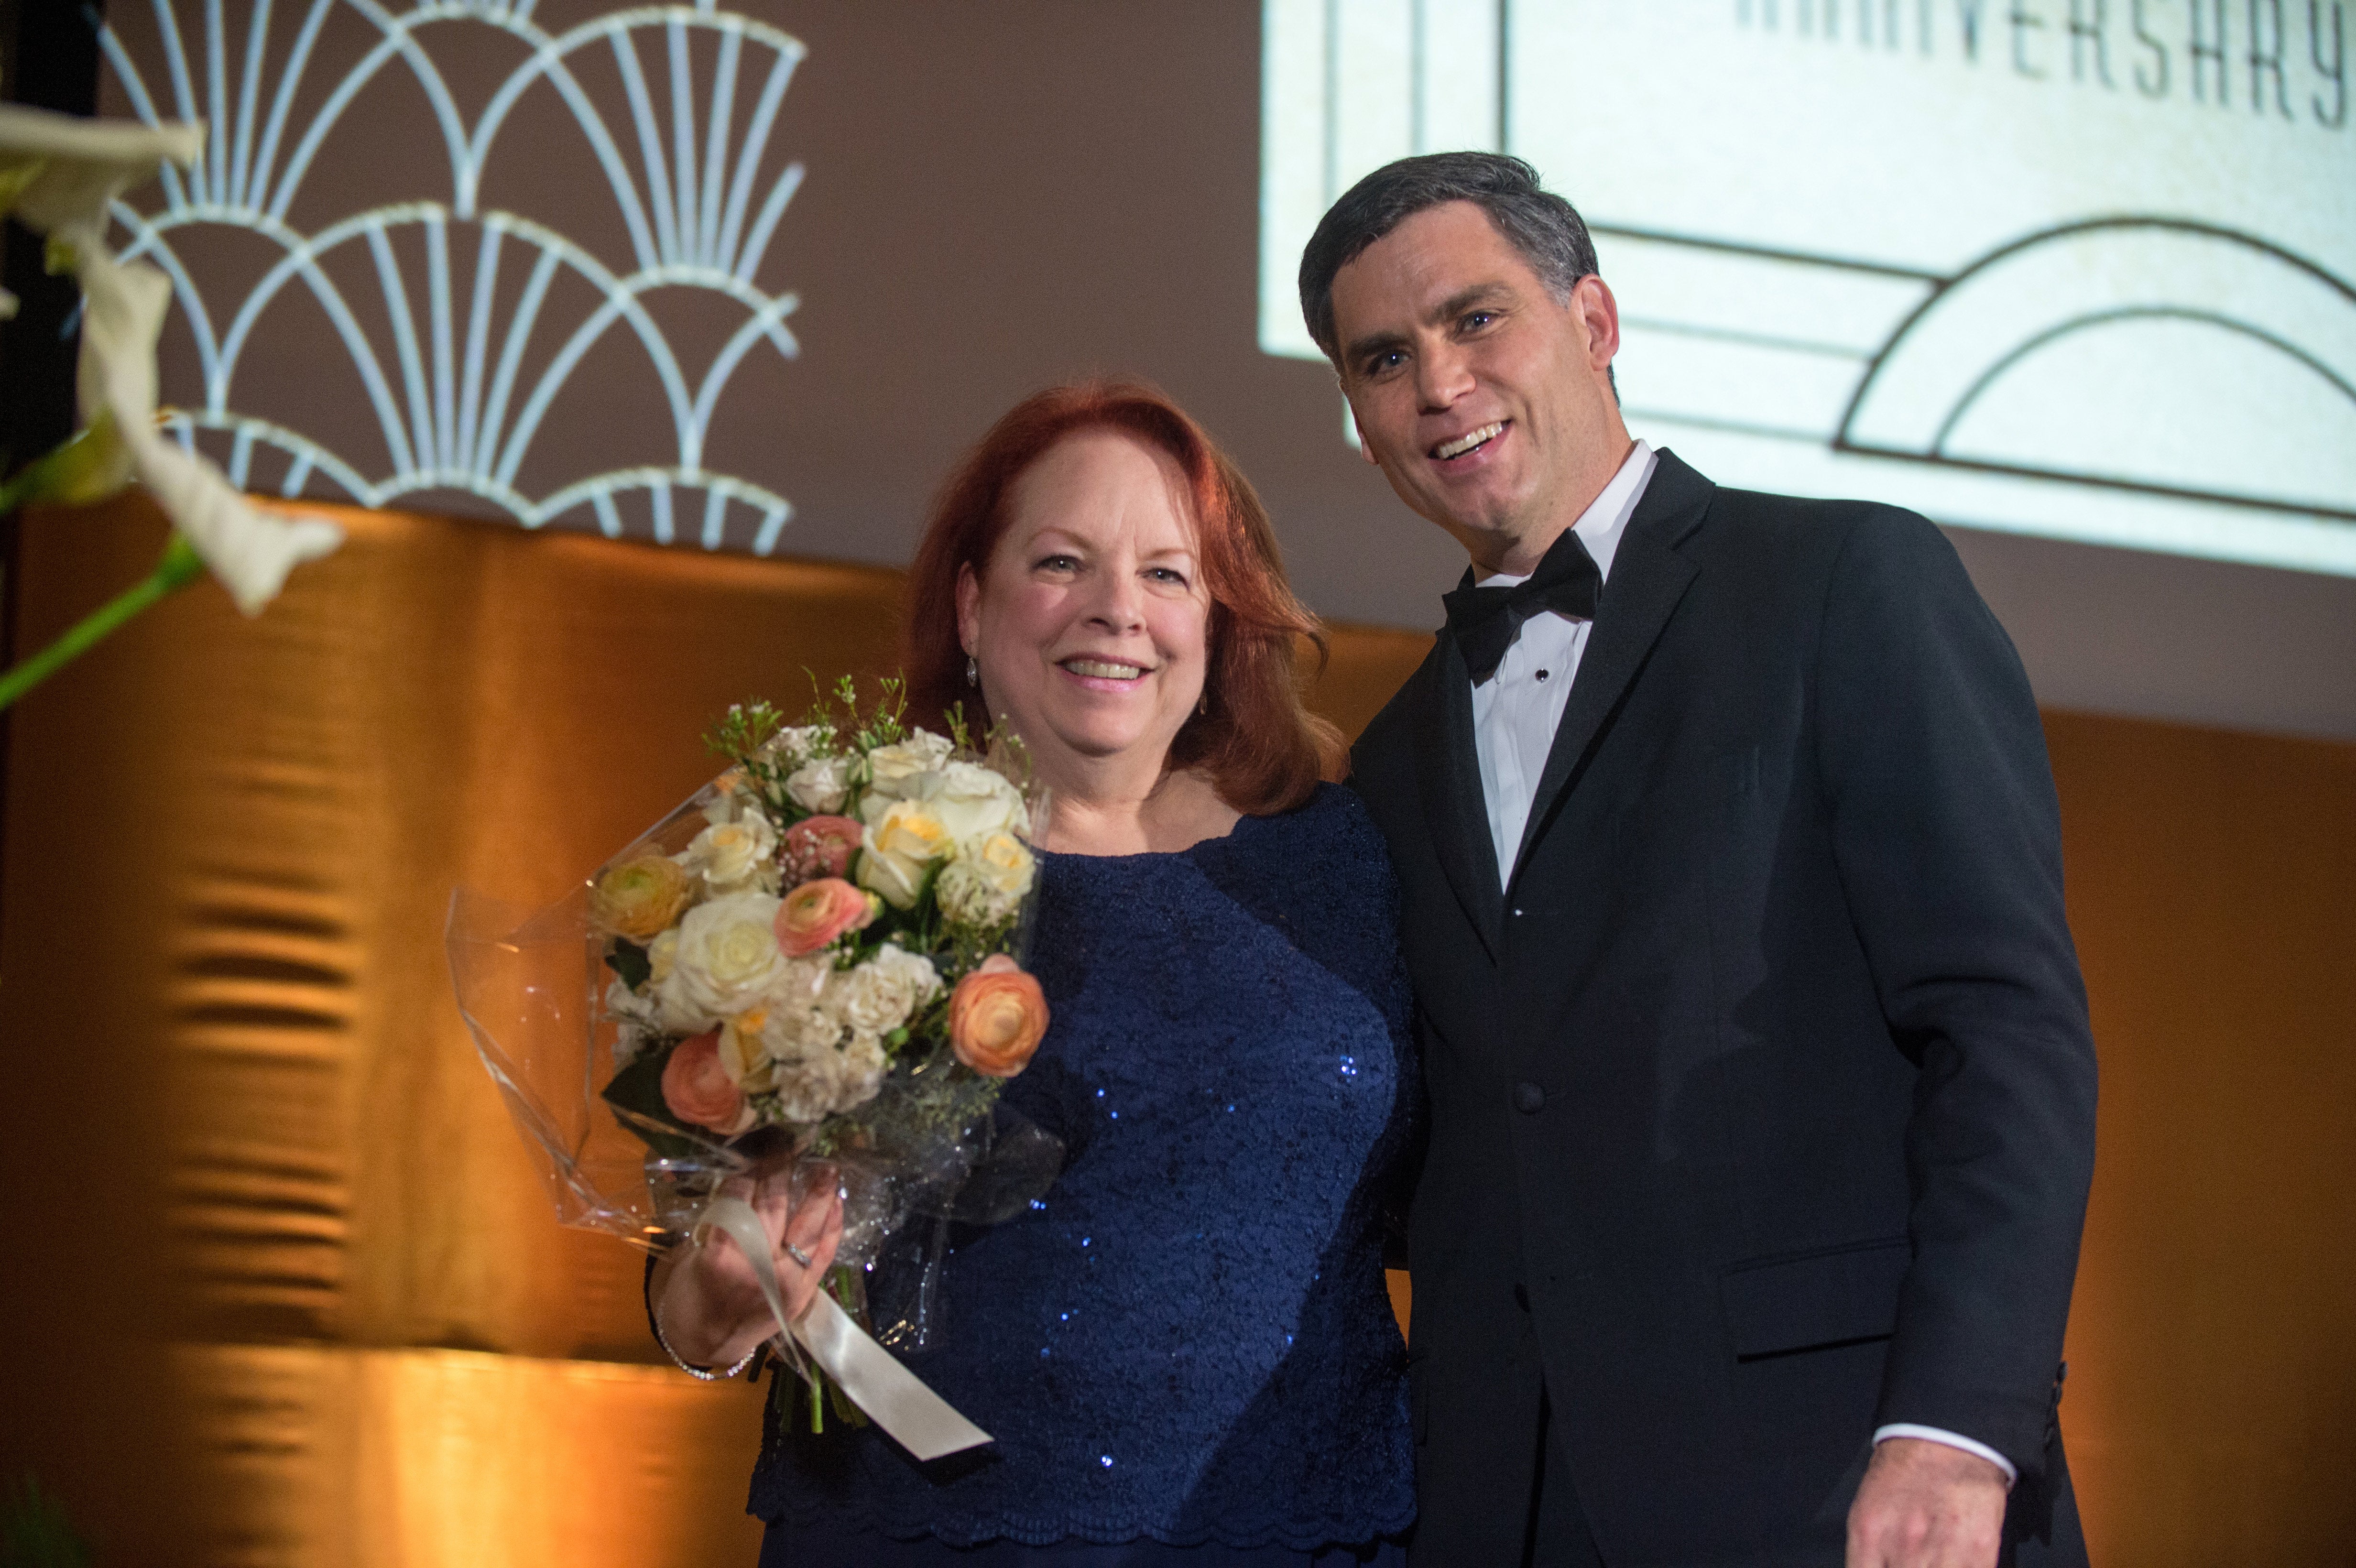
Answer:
[1261,0,2356,577]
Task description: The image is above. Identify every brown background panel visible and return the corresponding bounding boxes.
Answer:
[2047,716,2356,1561]
[0,500,2349,1566]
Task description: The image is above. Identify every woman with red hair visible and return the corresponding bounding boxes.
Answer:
[684,382,1419,1565]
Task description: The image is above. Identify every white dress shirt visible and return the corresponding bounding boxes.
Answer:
[1463,437,2018,1488]
[1471,440,1653,884]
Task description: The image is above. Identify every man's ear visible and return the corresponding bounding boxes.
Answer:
[1576,274,1622,372]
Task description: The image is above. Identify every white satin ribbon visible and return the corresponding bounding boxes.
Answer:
[694,1194,993,1462]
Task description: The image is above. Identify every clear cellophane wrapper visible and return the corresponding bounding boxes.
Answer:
[449,701,1061,1369]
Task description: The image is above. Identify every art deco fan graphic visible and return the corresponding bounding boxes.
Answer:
[101,0,806,553]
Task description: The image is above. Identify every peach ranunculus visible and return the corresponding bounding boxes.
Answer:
[780,814,863,883]
[775,877,878,956]
[948,954,1049,1078]
[590,855,694,942]
[661,1030,754,1134]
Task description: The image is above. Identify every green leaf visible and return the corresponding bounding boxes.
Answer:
[606,939,652,992]
[1,1474,92,1568]
[600,1046,700,1160]
[702,699,785,765]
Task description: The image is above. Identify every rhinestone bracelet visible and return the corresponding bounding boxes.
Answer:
[652,1296,759,1381]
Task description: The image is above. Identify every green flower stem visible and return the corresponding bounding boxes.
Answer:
[0,533,205,712]
[0,463,48,516]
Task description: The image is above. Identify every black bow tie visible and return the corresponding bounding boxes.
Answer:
[1441,528,1602,683]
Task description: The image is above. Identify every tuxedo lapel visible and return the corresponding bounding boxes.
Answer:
[1411,630,1506,960]
[1508,450,1713,885]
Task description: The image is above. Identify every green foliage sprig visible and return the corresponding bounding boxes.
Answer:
[0,1476,91,1568]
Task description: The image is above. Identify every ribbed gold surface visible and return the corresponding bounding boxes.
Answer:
[179,1343,769,1568]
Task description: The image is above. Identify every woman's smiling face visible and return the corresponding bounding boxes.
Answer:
[957,428,1212,780]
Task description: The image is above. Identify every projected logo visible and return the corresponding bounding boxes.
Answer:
[99,0,807,553]
[1262,0,2356,576]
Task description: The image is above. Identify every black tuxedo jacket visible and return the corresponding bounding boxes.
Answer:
[1351,452,2097,1567]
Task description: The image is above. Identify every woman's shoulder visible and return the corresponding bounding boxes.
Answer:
[1209,782,1397,913]
[1234,780,1384,859]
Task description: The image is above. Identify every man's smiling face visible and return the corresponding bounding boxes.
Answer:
[1330,199,1627,574]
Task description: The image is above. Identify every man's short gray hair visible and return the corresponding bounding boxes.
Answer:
[1297,152,1603,365]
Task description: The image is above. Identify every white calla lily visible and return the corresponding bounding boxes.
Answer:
[0,106,204,236]
[0,104,339,616]
[68,240,341,614]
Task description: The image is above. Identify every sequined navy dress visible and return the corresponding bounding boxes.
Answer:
[753,784,1418,1565]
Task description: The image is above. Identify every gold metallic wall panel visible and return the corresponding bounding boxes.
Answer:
[179,1344,767,1568]
[2044,715,2356,1565]
[2,496,2348,1565]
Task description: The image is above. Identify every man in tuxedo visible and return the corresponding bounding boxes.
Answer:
[1307,154,2097,1567]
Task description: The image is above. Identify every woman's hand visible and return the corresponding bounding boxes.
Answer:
[651,1161,845,1370]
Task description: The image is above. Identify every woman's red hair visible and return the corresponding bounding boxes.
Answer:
[902,381,1342,816]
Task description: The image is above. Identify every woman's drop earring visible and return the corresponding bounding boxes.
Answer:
[965,655,979,688]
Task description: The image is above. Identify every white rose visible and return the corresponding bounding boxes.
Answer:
[786,755,852,813]
[922,760,1030,842]
[654,995,719,1036]
[659,892,789,1020]
[680,811,779,894]
[863,730,955,801]
[826,946,941,1035]
[937,831,1035,927]
[643,930,720,1034]
[856,797,952,909]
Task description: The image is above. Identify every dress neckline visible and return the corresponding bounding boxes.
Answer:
[1033,785,1324,865]
[1033,811,1257,865]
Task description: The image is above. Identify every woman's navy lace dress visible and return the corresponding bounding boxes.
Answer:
[753,784,1418,1565]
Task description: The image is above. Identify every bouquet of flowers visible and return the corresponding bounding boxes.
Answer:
[450,678,1059,1459]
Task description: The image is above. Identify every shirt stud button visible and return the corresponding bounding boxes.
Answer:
[1513,1082,1545,1115]
[1536,669,1550,681]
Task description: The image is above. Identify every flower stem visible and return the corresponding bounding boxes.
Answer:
[0,533,204,711]
[0,461,51,517]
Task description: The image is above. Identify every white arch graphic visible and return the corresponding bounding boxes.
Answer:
[1840,220,2356,508]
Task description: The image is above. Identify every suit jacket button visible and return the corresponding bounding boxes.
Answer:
[1513,1082,1545,1114]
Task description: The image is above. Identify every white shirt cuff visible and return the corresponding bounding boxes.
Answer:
[1873,1424,2018,1488]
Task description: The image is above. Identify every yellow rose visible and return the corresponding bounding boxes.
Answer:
[589,854,692,942]
[719,1011,780,1092]
[857,798,951,909]
[969,832,1034,895]
[936,831,1034,927]
[682,811,777,893]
